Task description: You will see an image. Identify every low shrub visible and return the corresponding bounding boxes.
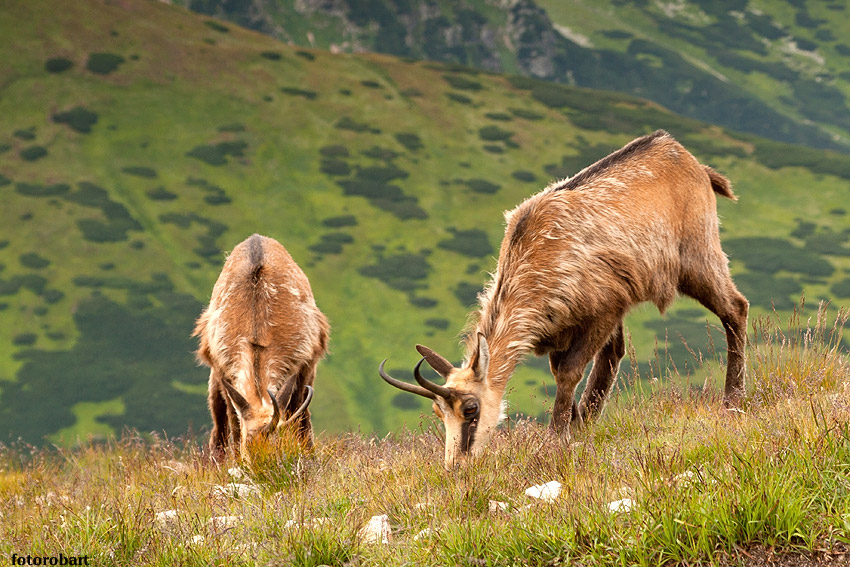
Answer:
[281,87,317,100]
[146,187,177,201]
[438,228,493,258]
[20,146,47,161]
[86,52,125,75]
[14,127,35,140]
[358,252,431,292]
[395,132,423,152]
[121,166,157,178]
[186,141,247,166]
[19,253,50,269]
[322,215,358,228]
[44,57,73,73]
[53,106,98,133]
[320,145,349,157]
[15,183,69,197]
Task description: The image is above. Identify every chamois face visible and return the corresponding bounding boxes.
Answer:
[221,381,280,454]
[432,363,506,468]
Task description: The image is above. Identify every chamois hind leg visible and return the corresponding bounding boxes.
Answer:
[579,321,626,422]
[549,317,624,436]
[207,370,230,458]
[680,265,749,406]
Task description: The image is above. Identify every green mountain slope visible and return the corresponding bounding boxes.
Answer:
[0,0,848,445]
[176,0,850,152]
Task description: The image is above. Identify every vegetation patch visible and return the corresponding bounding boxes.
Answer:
[437,228,493,258]
[19,146,47,161]
[15,182,70,197]
[52,106,98,133]
[724,237,834,277]
[454,281,481,307]
[320,145,349,157]
[260,51,281,60]
[511,170,537,183]
[159,212,227,263]
[281,87,318,100]
[461,178,501,194]
[446,92,473,105]
[185,141,247,166]
[85,52,125,75]
[19,253,50,270]
[44,57,73,73]
[335,117,380,134]
[145,187,177,201]
[121,166,157,178]
[395,132,423,152]
[14,127,36,140]
[309,232,354,255]
[358,252,431,292]
[320,158,350,176]
[204,20,229,33]
[443,74,483,91]
[322,215,358,228]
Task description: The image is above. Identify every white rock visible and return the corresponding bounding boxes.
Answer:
[155,509,179,527]
[359,514,391,544]
[228,466,247,480]
[488,500,510,514]
[413,528,433,541]
[213,483,260,499]
[190,535,205,545]
[607,498,634,513]
[525,481,562,502]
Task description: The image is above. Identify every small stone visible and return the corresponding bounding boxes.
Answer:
[524,481,562,502]
[155,509,179,527]
[208,515,243,531]
[488,500,510,514]
[359,514,391,544]
[607,498,634,513]
[213,483,260,499]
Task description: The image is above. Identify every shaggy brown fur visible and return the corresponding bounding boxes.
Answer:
[383,130,748,468]
[193,234,329,458]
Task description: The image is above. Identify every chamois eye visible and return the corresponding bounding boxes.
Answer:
[463,401,479,419]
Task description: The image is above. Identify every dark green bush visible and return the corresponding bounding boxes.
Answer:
[409,296,438,309]
[454,281,480,307]
[53,106,98,133]
[484,112,512,122]
[121,166,157,178]
[295,50,316,61]
[43,289,65,304]
[733,272,802,310]
[16,182,69,197]
[17,274,47,295]
[13,333,37,346]
[309,232,354,255]
[511,170,537,183]
[335,117,380,133]
[204,20,229,33]
[260,51,281,60]
[443,74,483,91]
[362,146,399,161]
[322,215,358,228]
[463,178,501,194]
[425,318,450,330]
[204,193,231,205]
[281,87,317,100]
[509,108,544,121]
[45,57,73,73]
[357,165,409,183]
[395,132,423,152]
[831,278,850,298]
[218,123,245,132]
[20,146,47,161]
[86,52,125,75]
[19,253,50,269]
[479,125,513,141]
[321,159,351,176]
[14,127,36,140]
[146,187,177,201]
[482,145,504,154]
[438,228,493,258]
[358,252,431,292]
[320,145,349,157]
[361,80,383,89]
[0,175,9,187]
[446,92,473,105]
[186,141,247,165]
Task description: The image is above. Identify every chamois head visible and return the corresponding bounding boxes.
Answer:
[380,334,505,468]
[221,381,314,454]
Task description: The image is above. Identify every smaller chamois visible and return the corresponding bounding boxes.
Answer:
[380,130,749,468]
[194,234,329,458]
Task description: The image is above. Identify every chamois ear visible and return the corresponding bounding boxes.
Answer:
[222,380,251,419]
[469,333,490,381]
[415,344,455,378]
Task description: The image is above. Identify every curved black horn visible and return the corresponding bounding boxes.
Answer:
[282,385,314,426]
[379,359,436,400]
[414,357,454,400]
[266,388,280,431]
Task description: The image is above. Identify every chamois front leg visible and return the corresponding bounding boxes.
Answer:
[548,350,585,435]
[207,370,230,459]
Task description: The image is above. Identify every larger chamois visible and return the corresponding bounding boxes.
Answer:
[380,130,748,468]
[194,234,329,458]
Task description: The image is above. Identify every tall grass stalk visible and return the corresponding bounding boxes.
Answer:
[1,305,848,565]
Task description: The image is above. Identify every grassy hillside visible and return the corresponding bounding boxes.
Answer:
[0,0,849,446]
[1,309,849,565]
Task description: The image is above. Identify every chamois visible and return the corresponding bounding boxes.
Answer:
[194,234,329,458]
[380,130,748,468]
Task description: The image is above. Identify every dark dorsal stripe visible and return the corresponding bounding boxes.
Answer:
[459,418,477,454]
[552,130,669,192]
